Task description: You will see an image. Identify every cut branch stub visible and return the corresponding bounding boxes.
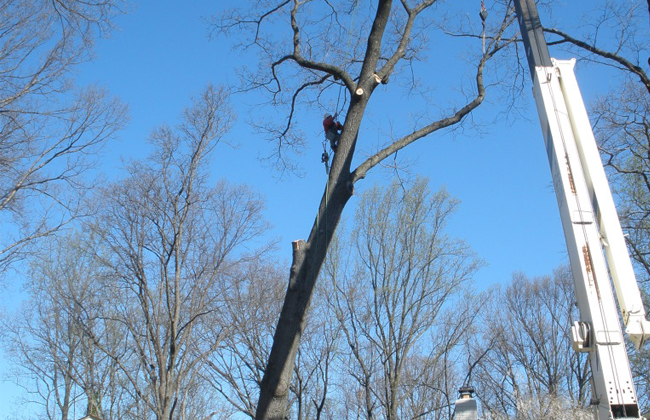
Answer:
[288,239,306,291]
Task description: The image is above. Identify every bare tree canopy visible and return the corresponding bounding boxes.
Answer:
[0,0,128,274]
[323,177,484,420]
[0,231,115,420]
[471,266,593,420]
[86,85,274,420]
[207,178,485,419]
[8,1,650,418]
[204,260,287,419]
[211,2,519,417]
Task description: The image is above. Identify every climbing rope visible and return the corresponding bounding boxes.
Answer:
[331,0,361,120]
[335,84,345,118]
[319,1,362,175]
[480,1,488,54]
[313,153,331,273]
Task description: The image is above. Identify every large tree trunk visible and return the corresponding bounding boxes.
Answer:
[254,1,393,409]
[255,155,354,419]
[253,0,487,416]
[255,84,374,419]
[255,3,399,417]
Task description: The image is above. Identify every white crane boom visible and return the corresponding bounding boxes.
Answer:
[513,0,650,418]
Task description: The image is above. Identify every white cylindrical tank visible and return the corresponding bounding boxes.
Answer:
[454,386,478,420]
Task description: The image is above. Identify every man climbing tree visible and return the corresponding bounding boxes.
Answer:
[212,1,519,418]
[323,113,344,152]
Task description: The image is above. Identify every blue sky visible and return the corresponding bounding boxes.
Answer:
[1,0,631,416]
[73,0,571,282]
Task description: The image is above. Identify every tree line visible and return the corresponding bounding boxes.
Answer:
[1,158,604,419]
[1,0,649,419]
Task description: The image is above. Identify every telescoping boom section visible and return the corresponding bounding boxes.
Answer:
[513,0,650,419]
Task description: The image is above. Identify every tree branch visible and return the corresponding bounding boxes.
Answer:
[544,26,650,95]
[352,14,516,183]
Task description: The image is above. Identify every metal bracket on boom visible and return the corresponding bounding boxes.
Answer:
[571,321,592,352]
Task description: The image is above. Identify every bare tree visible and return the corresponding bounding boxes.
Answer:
[472,266,592,419]
[211,2,519,417]
[0,0,128,274]
[543,0,650,95]
[88,85,272,420]
[205,258,341,420]
[590,80,650,289]
[323,178,483,420]
[203,260,286,419]
[630,343,650,417]
[0,231,123,420]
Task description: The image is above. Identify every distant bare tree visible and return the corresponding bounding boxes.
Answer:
[592,81,650,283]
[205,258,339,420]
[203,260,286,419]
[0,232,122,420]
[0,0,127,274]
[89,85,271,420]
[630,344,650,416]
[323,178,483,420]
[472,266,591,419]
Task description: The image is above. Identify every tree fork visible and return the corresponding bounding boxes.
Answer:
[255,1,430,417]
